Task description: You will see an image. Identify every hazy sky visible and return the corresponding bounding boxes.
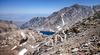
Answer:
[0,0,100,21]
[0,0,100,15]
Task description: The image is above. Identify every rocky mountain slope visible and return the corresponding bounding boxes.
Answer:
[0,20,17,33]
[0,4,100,55]
[0,10,100,55]
[21,17,47,29]
[30,11,100,55]
[21,4,95,31]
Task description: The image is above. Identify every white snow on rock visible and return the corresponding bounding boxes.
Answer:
[21,32,26,38]
[61,13,65,26]
[72,48,79,52]
[18,48,27,55]
[57,26,62,31]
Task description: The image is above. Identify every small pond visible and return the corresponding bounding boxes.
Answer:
[40,31,55,35]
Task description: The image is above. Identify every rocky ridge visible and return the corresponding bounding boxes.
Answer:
[21,4,95,31]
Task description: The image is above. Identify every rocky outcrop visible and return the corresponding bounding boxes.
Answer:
[0,29,45,55]
[0,20,17,33]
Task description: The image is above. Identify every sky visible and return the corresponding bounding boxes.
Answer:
[0,0,100,21]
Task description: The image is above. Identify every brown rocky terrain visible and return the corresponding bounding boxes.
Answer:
[0,4,100,55]
[30,11,100,55]
[0,11,100,55]
[0,20,17,33]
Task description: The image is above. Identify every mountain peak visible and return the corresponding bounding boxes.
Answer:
[72,4,80,6]
[71,4,90,9]
[21,4,98,31]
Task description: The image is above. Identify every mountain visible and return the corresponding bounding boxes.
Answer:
[13,21,25,27]
[21,17,47,29]
[0,4,100,55]
[0,11,100,55]
[21,4,96,31]
[44,4,94,31]
[93,4,100,12]
[0,19,17,33]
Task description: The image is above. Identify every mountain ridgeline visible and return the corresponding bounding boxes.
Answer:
[21,4,100,32]
[0,4,100,55]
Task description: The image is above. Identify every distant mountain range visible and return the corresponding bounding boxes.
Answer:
[21,4,100,32]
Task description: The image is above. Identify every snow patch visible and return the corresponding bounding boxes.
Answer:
[18,48,27,55]
[62,18,65,26]
[61,13,65,26]
[21,32,26,38]
[57,26,62,30]
[72,48,79,52]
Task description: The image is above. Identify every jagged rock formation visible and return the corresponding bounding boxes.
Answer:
[0,19,17,33]
[21,4,95,31]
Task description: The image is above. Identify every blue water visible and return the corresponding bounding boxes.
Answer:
[40,31,55,35]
